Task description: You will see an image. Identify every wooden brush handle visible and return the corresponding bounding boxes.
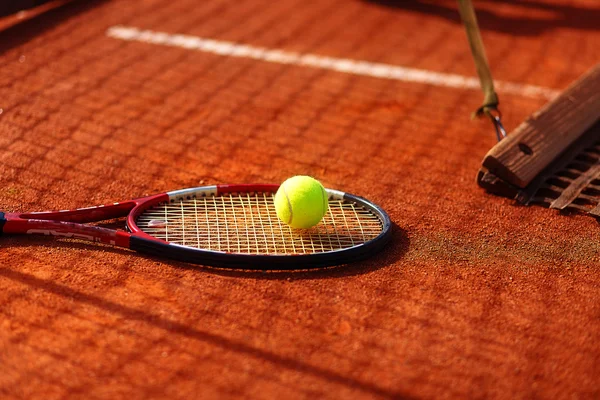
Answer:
[482,64,600,189]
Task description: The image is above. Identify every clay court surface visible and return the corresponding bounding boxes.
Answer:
[1,0,599,398]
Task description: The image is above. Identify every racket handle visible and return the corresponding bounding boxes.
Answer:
[0,212,5,236]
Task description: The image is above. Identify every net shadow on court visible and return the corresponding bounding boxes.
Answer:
[362,0,600,36]
[0,264,418,399]
[0,0,108,52]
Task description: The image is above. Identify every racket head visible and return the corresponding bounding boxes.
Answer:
[127,184,392,270]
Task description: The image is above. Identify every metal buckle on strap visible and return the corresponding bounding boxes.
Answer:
[485,108,507,142]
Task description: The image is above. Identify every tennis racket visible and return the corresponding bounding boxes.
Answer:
[0,184,392,269]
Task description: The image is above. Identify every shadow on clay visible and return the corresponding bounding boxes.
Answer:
[199,222,410,280]
[362,0,600,36]
[0,266,417,400]
[0,0,108,54]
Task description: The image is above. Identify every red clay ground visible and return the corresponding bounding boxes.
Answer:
[0,0,599,398]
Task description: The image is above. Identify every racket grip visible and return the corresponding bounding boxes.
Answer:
[0,212,5,236]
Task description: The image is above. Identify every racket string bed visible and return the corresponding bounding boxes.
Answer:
[135,192,383,255]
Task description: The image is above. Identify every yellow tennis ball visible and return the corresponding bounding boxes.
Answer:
[274,176,329,229]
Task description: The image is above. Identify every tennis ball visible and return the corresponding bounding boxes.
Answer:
[274,176,328,229]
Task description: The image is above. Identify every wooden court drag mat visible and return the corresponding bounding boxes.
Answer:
[0,0,599,399]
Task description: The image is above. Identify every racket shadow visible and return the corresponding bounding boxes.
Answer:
[181,222,409,280]
[2,223,409,279]
[1,234,135,255]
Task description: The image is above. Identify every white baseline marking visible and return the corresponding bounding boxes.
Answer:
[106,25,558,100]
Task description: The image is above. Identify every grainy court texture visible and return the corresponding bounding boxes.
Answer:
[1,0,599,399]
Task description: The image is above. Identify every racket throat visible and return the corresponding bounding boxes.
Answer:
[18,200,137,223]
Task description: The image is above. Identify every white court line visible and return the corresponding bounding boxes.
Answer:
[106,25,558,100]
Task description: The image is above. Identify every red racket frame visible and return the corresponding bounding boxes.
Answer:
[0,184,392,269]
